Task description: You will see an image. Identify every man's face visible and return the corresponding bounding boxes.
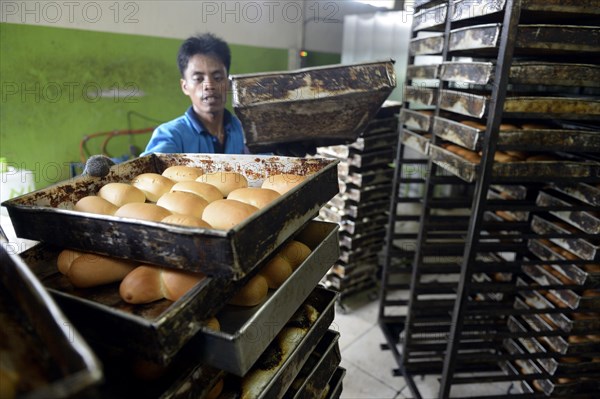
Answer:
[181,54,228,117]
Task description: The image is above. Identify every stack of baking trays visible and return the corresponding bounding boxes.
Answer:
[2,153,347,399]
[315,102,401,305]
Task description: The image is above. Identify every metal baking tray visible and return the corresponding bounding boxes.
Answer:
[440,61,600,87]
[487,189,529,222]
[218,287,339,399]
[506,316,559,376]
[432,116,600,151]
[316,133,397,160]
[449,24,600,55]
[231,60,397,152]
[402,129,431,155]
[527,239,600,287]
[439,89,600,119]
[412,3,447,31]
[401,108,433,132]
[0,239,102,398]
[346,148,396,169]
[191,222,340,376]
[407,64,439,80]
[361,116,400,138]
[326,269,375,291]
[326,197,390,220]
[3,153,339,280]
[405,86,438,108]
[331,259,379,279]
[551,182,600,207]
[324,367,345,399]
[490,184,529,200]
[340,229,386,251]
[339,215,388,236]
[531,215,600,261]
[284,330,341,399]
[451,0,600,23]
[345,184,393,203]
[410,34,444,55]
[339,168,395,188]
[430,144,600,183]
[339,248,380,266]
[537,190,600,235]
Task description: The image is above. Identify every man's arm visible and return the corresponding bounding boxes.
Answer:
[140,125,184,156]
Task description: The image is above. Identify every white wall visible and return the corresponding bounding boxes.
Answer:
[1,0,382,53]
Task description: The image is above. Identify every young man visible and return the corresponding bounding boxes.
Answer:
[142,33,245,155]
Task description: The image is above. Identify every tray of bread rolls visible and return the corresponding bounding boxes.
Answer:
[486,189,529,222]
[531,215,600,261]
[527,239,600,287]
[536,190,600,235]
[324,367,345,399]
[401,129,431,155]
[448,24,600,56]
[440,61,600,87]
[429,143,600,183]
[15,221,336,367]
[0,238,102,399]
[401,108,433,132]
[438,89,600,119]
[284,330,341,399]
[192,221,339,376]
[490,184,529,200]
[432,116,600,151]
[2,153,339,280]
[217,287,338,399]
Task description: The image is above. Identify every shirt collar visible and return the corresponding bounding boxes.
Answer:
[185,106,233,135]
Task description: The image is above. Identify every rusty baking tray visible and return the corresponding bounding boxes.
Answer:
[339,215,388,235]
[449,24,600,55]
[531,215,600,261]
[487,189,529,222]
[361,116,399,137]
[521,263,600,310]
[231,60,397,152]
[218,287,339,399]
[410,34,444,56]
[438,89,600,119]
[326,197,390,220]
[451,0,600,23]
[407,64,440,81]
[405,86,438,108]
[339,248,380,266]
[440,61,600,87]
[537,190,600,235]
[402,129,431,155]
[412,3,447,32]
[340,229,386,251]
[284,330,340,399]
[551,182,600,207]
[0,239,102,398]
[331,259,379,279]
[340,168,395,188]
[191,222,339,376]
[430,144,600,183]
[3,153,339,280]
[324,367,345,399]
[527,239,600,287]
[401,108,433,132]
[346,148,396,169]
[345,184,393,203]
[326,269,375,292]
[432,115,600,151]
[316,133,398,160]
[490,184,529,200]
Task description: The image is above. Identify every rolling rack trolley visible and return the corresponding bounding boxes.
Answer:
[378,0,600,398]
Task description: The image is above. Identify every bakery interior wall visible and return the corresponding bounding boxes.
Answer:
[1,1,382,190]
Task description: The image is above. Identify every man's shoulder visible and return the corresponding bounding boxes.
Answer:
[155,114,193,134]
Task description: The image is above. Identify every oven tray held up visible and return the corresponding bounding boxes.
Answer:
[3,153,339,280]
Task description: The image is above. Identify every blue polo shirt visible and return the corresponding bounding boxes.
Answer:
[141,107,246,155]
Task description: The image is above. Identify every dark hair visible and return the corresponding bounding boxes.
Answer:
[177,33,231,76]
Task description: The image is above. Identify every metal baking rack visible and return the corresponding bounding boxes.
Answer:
[378,1,600,398]
[316,102,402,311]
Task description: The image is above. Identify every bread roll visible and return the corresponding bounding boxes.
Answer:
[161,214,212,228]
[261,173,306,195]
[494,151,519,163]
[460,120,486,130]
[207,378,224,399]
[119,265,206,304]
[114,203,172,222]
[202,199,259,230]
[171,181,223,203]
[521,123,552,130]
[279,240,311,270]
[98,182,146,207]
[74,195,119,215]
[161,165,203,182]
[204,317,220,331]
[57,249,85,275]
[499,123,519,131]
[131,358,167,381]
[504,150,528,160]
[156,191,208,218]
[0,367,18,399]
[197,171,248,196]
[227,187,281,209]
[259,255,293,289]
[526,154,558,162]
[131,173,175,202]
[228,274,268,307]
[67,254,136,288]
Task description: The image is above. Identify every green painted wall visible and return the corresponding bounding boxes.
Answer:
[304,50,341,68]
[0,23,288,188]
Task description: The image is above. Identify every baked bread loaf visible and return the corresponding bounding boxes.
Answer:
[228,274,269,307]
[259,255,293,289]
[156,191,208,218]
[278,240,311,270]
[119,265,206,304]
[131,173,175,202]
[74,195,119,215]
[114,203,172,222]
[161,165,203,182]
[161,214,212,228]
[261,173,306,195]
[197,171,248,196]
[98,182,146,207]
[227,187,281,209]
[171,181,223,203]
[202,199,259,230]
[57,250,137,288]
